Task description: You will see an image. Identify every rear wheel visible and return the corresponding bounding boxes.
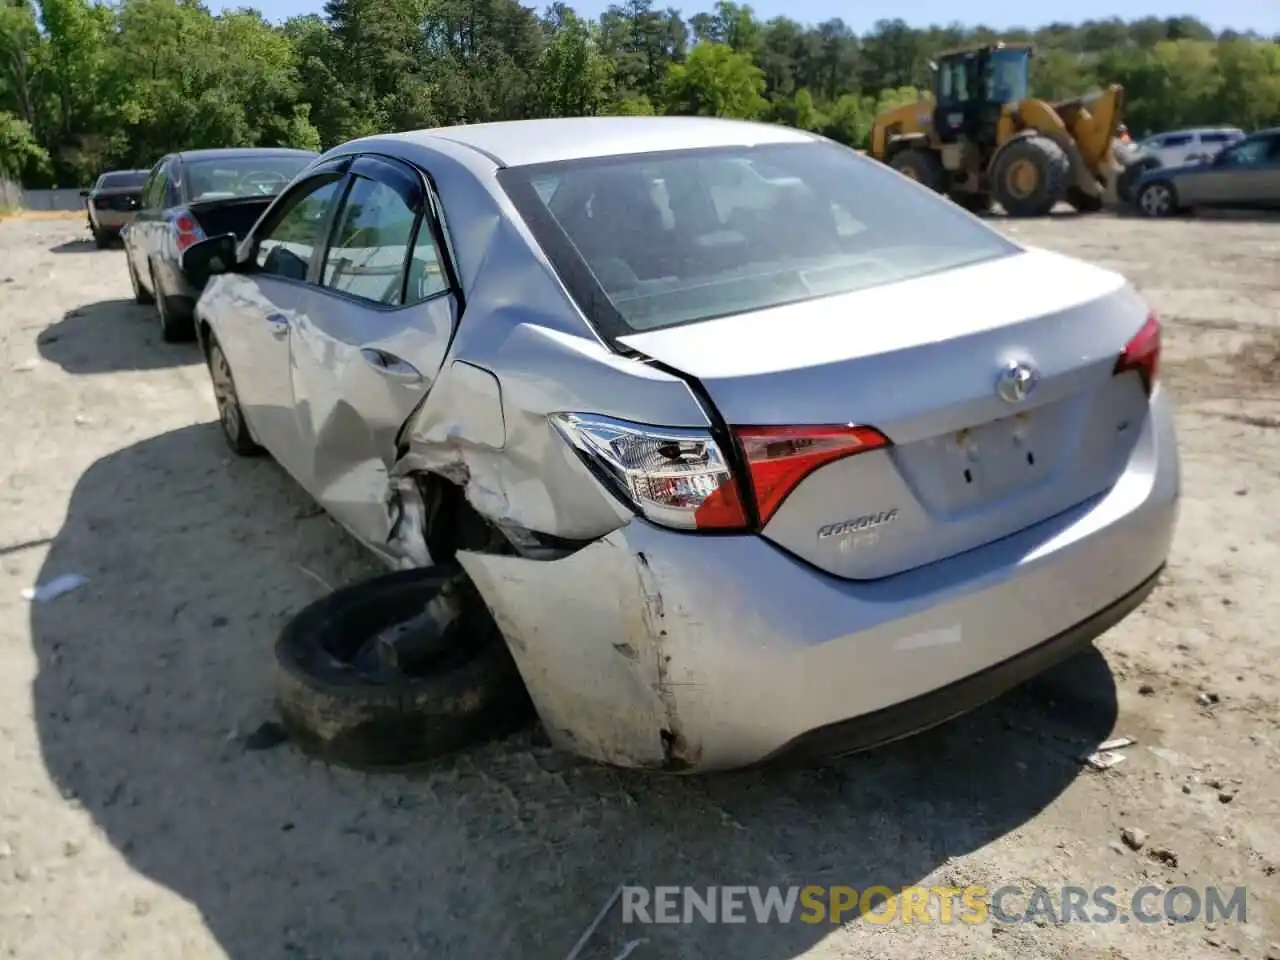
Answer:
[127,255,154,305]
[1066,187,1105,213]
[273,564,534,770]
[206,337,263,457]
[951,192,993,215]
[92,229,112,249]
[150,262,196,343]
[889,148,946,193]
[991,135,1070,217]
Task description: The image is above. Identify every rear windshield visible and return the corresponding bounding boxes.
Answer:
[183,155,313,202]
[98,171,147,189]
[499,141,1018,336]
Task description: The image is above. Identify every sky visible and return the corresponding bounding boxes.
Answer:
[206,0,1280,36]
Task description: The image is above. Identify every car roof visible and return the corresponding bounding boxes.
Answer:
[173,147,318,163]
[388,117,819,168]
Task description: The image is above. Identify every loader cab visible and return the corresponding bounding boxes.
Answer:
[932,44,1031,147]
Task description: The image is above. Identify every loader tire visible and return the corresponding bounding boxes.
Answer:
[890,148,946,193]
[1067,187,1105,213]
[992,135,1070,218]
[274,564,534,771]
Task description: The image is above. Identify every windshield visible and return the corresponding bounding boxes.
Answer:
[500,141,1018,336]
[986,48,1029,103]
[99,171,147,190]
[183,155,312,202]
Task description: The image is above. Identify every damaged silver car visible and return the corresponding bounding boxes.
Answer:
[184,117,1180,773]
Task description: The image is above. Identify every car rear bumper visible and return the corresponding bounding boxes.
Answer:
[91,211,136,231]
[459,387,1179,773]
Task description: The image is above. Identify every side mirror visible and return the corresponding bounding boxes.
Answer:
[181,233,239,289]
[79,189,89,198]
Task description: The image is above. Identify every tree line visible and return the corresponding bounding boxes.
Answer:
[2,0,1279,187]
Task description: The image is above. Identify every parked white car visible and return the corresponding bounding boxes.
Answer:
[1137,127,1245,168]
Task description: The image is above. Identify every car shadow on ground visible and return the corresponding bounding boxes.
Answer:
[48,238,98,254]
[30,423,1120,959]
[36,300,201,374]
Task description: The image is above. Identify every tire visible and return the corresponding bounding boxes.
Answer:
[1135,180,1179,218]
[151,262,196,343]
[274,564,534,770]
[952,192,993,215]
[128,255,154,305]
[206,337,263,457]
[991,135,1071,217]
[1117,157,1160,205]
[1067,187,1105,213]
[92,229,112,249]
[889,148,946,193]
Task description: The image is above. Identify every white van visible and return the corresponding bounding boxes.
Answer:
[1138,127,1245,168]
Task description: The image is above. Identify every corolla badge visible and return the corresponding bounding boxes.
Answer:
[995,359,1039,404]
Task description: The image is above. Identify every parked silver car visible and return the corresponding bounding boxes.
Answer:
[80,169,149,247]
[1133,127,1280,217]
[185,117,1179,772]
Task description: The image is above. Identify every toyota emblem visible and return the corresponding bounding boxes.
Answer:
[996,360,1039,404]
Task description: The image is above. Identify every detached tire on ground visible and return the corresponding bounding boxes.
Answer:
[274,563,534,770]
[991,135,1070,218]
[889,148,946,193]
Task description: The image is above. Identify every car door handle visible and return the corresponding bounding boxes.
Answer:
[266,313,289,339]
[361,348,421,381]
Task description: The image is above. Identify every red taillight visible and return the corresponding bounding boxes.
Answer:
[175,215,201,253]
[1114,311,1161,396]
[734,424,891,526]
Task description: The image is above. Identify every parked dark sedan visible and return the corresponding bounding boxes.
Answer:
[121,147,317,341]
[1131,127,1280,217]
[81,169,149,247]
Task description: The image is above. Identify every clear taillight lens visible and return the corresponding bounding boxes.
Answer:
[551,413,748,530]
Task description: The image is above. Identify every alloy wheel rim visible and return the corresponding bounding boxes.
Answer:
[1141,185,1171,216]
[210,349,240,442]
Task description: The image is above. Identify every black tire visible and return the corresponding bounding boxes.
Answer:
[1135,180,1180,218]
[274,565,534,770]
[952,192,993,215]
[151,262,196,343]
[128,255,154,305]
[1117,156,1160,205]
[1067,187,1105,213]
[991,135,1071,217]
[889,147,946,193]
[92,229,112,249]
[206,337,263,457]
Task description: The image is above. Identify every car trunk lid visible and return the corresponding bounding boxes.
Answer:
[187,195,275,242]
[92,188,142,212]
[618,247,1155,580]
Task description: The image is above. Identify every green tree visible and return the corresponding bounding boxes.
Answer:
[662,40,765,117]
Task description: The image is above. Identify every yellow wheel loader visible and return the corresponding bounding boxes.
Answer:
[869,42,1127,217]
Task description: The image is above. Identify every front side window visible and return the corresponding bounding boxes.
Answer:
[254,175,345,281]
[142,162,168,210]
[501,141,1018,336]
[321,177,419,306]
[1218,138,1271,167]
[1162,134,1194,148]
[184,155,314,203]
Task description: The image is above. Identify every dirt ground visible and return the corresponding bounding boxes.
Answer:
[0,213,1278,960]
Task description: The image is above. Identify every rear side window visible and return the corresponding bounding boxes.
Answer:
[500,141,1017,336]
[1199,132,1232,144]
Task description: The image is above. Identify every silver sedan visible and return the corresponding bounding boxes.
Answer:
[186,117,1180,772]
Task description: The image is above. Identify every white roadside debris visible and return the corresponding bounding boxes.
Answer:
[1082,735,1137,771]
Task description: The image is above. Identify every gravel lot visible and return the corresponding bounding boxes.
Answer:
[1,213,1278,960]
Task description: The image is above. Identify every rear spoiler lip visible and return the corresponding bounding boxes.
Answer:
[186,194,280,213]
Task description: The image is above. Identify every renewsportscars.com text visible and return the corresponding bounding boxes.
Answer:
[621,885,1247,926]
